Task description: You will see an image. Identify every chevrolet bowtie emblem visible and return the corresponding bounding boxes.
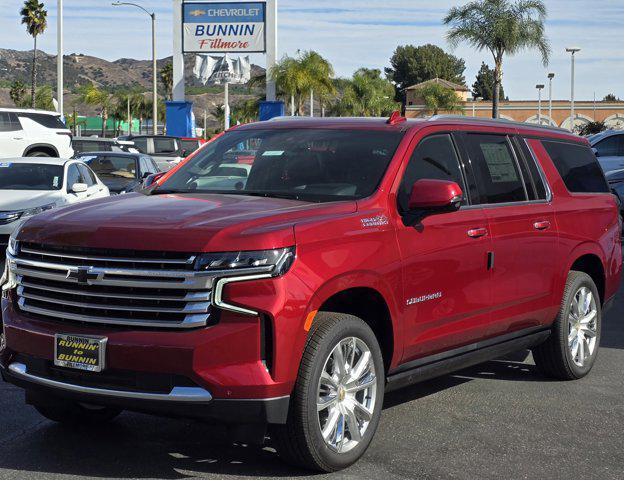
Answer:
[190,9,206,17]
[66,267,100,284]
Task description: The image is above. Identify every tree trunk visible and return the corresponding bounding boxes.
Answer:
[290,94,295,116]
[31,36,37,108]
[492,59,503,119]
[101,109,107,138]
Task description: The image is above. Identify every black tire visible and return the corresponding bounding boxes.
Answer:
[26,150,52,158]
[272,312,385,472]
[532,271,602,380]
[34,401,122,425]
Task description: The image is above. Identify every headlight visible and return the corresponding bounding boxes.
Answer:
[7,227,20,256]
[20,203,56,218]
[195,247,295,276]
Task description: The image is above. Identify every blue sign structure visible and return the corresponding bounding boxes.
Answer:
[165,101,196,137]
[183,2,266,53]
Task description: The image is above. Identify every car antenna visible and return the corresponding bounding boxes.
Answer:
[387,111,407,125]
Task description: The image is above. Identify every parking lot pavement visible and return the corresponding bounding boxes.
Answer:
[0,268,622,480]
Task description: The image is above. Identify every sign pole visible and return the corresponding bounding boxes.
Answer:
[265,0,277,101]
[57,0,63,116]
[172,0,185,101]
[224,81,230,130]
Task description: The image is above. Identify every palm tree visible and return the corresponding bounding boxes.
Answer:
[331,69,398,117]
[418,84,464,115]
[160,62,173,101]
[299,51,335,116]
[9,81,27,107]
[444,0,550,118]
[20,0,48,108]
[78,83,112,137]
[270,56,306,115]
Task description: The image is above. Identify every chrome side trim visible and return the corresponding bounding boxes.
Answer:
[212,274,273,316]
[7,363,213,403]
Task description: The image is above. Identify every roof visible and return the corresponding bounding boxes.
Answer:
[0,157,71,165]
[588,130,624,145]
[76,151,142,158]
[0,108,61,116]
[406,78,470,92]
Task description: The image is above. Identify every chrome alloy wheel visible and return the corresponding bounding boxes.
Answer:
[316,337,377,454]
[568,287,598,367]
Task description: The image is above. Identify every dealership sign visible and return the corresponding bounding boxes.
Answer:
[183,2,266,53]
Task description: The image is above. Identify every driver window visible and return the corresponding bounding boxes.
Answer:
[66,164,82,191]
[398,134,467,212]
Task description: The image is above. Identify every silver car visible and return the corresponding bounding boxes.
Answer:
[589,130,624,173]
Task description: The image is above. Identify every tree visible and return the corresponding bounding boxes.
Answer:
[604,93,619,102]
[160,62,173,101]
[20,0,48,108]
[576,121,608,136]
[78,83,112,137]
[299,50,335,115]
[14,85,55,110]
[444,0,550,118]
[9,80,27,106]
[472,62,506,101]
[385,44,466,102]
[417,83,463,115]
[331,69,398,117]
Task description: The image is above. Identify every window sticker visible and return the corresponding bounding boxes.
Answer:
[262,151,285,157]
[480,143,519,183]
[53,176,60,188]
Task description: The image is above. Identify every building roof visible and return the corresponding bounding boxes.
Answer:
[406,78,470,92]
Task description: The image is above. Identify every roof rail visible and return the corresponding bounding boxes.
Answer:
[428,115,571,134]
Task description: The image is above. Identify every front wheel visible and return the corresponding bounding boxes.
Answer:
[273,312,385,472]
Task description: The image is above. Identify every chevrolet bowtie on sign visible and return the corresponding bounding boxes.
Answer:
[182,1,266,53]
[54,334,107,372]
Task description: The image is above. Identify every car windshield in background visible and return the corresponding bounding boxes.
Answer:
[82,155,137,184]
[181,139,201,154]
[157,129,404,202]
[0,162,64,190]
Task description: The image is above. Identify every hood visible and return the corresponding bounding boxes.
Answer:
[17,192,357,252]
[0,190,62,212]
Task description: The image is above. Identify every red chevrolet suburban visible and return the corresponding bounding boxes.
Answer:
[1,115,621,472]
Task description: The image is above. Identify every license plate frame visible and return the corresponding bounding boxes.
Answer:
[54,334,107,373]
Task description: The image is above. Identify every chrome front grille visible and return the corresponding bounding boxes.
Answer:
[7,243,272,329]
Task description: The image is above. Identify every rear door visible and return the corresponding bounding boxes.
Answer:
[0,112,27,157]
[461,133,559,336]
[395,131,493,363]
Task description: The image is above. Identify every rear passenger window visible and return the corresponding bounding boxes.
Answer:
[542,141,609,193]
[398,134,467,212]
[515,138,548,200]
[0,112,22,132]
[465,134,527,204]
[593,136,622,157]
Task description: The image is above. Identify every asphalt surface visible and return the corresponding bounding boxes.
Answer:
[0,260,623,480]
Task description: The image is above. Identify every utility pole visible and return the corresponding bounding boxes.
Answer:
[57,0,63,117]
[536,84,545,124]
[566,47,581,131]
[127,96,131,135]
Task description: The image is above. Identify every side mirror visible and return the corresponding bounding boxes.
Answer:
[71,183,88,194]
[591,147,600,157]
[143,172,165,188]
[408,179,463,212]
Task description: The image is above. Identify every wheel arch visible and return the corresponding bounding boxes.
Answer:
[23,143,59,157]
[570,254,606,305]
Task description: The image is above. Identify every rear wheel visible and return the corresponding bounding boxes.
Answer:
[273,312,385,472]
[26,150,53,157]
[532,271,601,380]
[34,401,122,425]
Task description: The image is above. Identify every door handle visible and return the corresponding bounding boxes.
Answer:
[13,137,24,140]
[467,228,488,238]
[533,220,551,231]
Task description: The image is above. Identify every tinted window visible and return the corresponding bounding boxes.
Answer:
[542,141,609,193]
[399,134,466,212]
[139,156,157,175]
[133,138,148,153]
[66,164,83,189]
[86,156,137,181]
[0,112,22,132]
[466,134,527,204]
[160,129,404,202]
[19,113,67,129]
[181,139,200,154]
[594,136,622,157]
[72,140,104,154]
[153,138,177,154]
[77,164,96,186]
[0,162,63,190]
[516,138,548,200]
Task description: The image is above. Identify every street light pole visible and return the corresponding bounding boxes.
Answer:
[112,2,158,135]
[548,73,555,126]
[536,84,545,124]
[566,48,581,131]
[57,0,63,117]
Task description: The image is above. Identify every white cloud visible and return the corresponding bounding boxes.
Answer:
[0,0,622,100]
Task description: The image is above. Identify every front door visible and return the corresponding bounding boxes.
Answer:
[461,133,559,337]
[395,131,493,364]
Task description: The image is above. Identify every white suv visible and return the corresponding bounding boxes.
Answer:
[0,108,74,159]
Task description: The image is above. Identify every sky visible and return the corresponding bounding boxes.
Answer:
[0,0,622,101]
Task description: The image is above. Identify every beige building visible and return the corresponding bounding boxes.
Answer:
[404,79,624,130]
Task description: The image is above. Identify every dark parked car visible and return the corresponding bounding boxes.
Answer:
[117,135,183,170]
[180,137,206,156]
[72,138,138,156]
[75,152,160,194]
[589,130,624,173]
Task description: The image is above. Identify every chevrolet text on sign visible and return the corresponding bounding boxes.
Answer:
[183,2,266,53]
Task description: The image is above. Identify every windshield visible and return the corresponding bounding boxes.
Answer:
[156,128,404,202]
[0,162,64,190]
[82,155,137,186]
